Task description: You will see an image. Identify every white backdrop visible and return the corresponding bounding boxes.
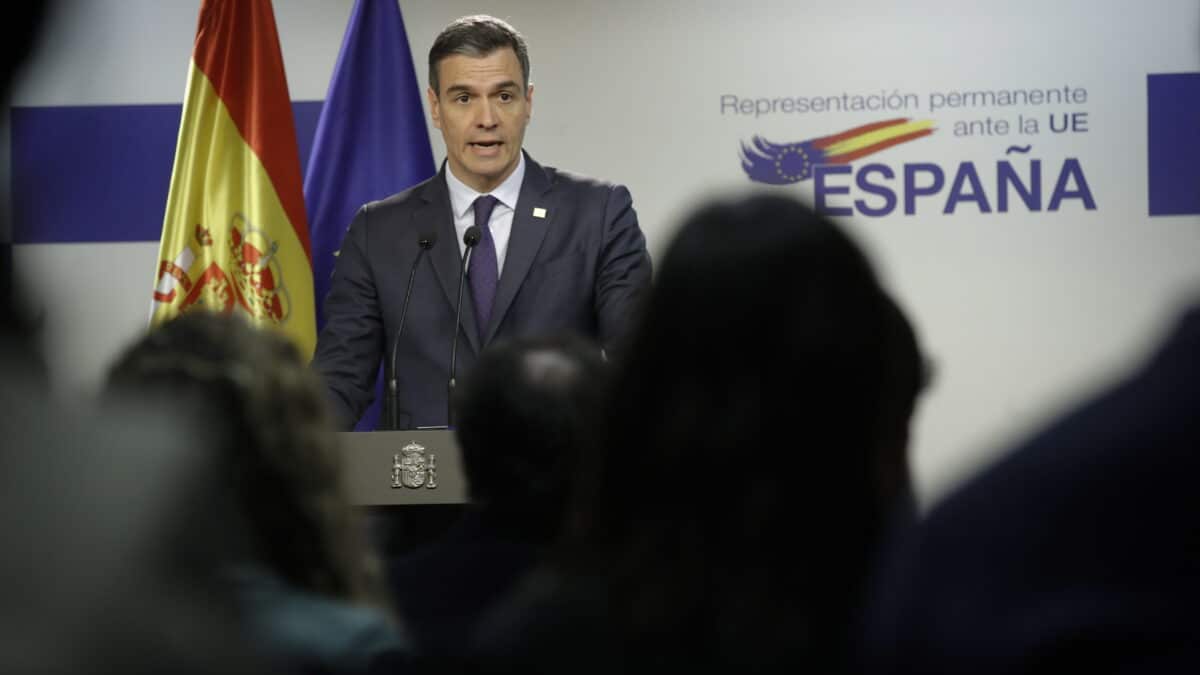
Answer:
[8,0,1200,504]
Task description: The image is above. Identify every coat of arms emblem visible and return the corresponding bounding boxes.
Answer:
[391,441,438,489]
[152,214,292,324]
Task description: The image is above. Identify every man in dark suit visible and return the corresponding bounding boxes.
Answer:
[313,15,651,430]
[861,304,1200,673]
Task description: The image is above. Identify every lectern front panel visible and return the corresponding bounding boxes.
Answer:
[337,430,466,505]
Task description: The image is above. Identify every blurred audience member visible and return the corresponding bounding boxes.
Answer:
[2,0,54,355]
[389,334,606,659]
[2,350,264,673]
[106,312,410,674]
[473,194,928,674]
[2,3,262,671]
[862,304,1200,673]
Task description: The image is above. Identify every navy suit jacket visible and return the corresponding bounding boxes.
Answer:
[313,154,652,430]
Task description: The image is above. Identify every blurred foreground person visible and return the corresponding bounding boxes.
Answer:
[473,194,928,674]
[1,5,263,669]
[2,340,262,673]
[106,312,409,674]
[863,303,1200,673]
[389,334,606,659]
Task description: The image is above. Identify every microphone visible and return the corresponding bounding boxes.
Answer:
[385,231,437,430]
[447,225,481,428]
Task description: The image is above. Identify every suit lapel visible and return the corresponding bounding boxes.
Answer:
[422,167,481,354]
[484,154,554,345]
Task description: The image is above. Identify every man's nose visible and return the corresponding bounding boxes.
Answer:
[475,100,498,128]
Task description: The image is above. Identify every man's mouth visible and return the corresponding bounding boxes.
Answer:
[470,141,502,148]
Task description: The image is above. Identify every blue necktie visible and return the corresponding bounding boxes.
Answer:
[469,195,500,341]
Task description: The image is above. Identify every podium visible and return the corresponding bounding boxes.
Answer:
[336,430,467,505]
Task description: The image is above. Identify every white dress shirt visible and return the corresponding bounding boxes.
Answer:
[445,154,526,277]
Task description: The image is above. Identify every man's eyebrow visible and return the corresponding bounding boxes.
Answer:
[444,81,521,94]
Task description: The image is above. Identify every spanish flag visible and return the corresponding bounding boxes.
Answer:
[151,0,315,358]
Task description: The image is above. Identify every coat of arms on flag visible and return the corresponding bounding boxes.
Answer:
[154,215,293,323]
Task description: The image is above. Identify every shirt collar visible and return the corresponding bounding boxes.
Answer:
[445,153,526,219]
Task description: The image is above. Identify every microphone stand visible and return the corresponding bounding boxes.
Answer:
[447,225,481,429]
[385,232,436,430]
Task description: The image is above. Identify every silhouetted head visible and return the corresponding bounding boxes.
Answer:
[1,0,55,378]
[454,333,606,537]
[568,193,927,670]
[106,311,383,606]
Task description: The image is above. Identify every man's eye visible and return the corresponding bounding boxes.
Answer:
[455,95,470,103]
[499,92,512,102]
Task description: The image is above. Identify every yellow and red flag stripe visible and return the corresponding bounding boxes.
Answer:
[741,117,936,185]
[815,118,935,164]
[152,0,315,357]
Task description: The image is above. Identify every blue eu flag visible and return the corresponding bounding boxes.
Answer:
[304,0,435,430]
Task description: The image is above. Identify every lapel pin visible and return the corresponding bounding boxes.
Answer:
[532,207,547,219]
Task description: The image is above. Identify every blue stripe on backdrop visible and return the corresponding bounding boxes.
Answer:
[1147,73,1200,217]
[10,101,324,244]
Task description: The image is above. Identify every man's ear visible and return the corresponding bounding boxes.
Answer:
[525,83,534,121]
[427,87,441,130]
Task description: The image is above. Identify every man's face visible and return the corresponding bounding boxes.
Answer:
[428,47,532,193]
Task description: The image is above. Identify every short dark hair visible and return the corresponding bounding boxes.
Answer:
[428,14,530,95]
[453,334,605,525]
